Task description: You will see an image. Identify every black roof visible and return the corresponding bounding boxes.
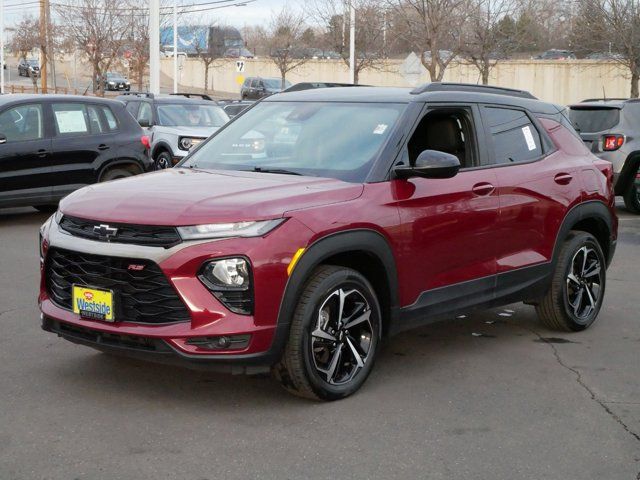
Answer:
[267,83,558,114]
[0,94,123,106]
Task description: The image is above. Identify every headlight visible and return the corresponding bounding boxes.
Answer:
[108,81,115,85]
[199,257,253,314]
[177,218,285,240]
[178,136,204,151]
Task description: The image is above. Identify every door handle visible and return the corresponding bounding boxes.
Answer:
[472,182,495,196]
[554,172,573,185]
[36,149,48,158]
[97,144,110,151]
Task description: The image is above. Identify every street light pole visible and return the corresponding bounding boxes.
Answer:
[149,0,160,94]
[349,0,355,84]
[173,0,177,93]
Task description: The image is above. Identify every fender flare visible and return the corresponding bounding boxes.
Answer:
[615,151,640,195]
[269,229,401,357]
[552,200,615,266]
[151,141,175,159]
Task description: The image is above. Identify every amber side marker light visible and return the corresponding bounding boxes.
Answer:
[287,248,306,276]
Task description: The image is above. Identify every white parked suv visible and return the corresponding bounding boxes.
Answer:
[117,93,230,169]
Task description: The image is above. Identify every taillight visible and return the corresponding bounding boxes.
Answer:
[141,135,151,149]
[602,134,624,151]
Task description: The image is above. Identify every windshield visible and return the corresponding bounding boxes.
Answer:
[263,79,290,89]
[27,60,38,66]
[157,104,229,127]
[569,107,620,133]
[180,101,405,182]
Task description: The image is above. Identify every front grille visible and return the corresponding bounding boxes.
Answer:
[59,215,181,248]
[46,248,191,324]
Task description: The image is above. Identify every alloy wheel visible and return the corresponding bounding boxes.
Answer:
[566,246,602,321]
[310,287,374,386]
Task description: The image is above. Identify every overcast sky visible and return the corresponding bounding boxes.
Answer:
[3,0,292,30]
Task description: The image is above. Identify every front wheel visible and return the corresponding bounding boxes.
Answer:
[274,265,381,401]
[536,231,606,331]
[155,151,173,170]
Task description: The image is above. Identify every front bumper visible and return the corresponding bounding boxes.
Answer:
[39,214,315,372]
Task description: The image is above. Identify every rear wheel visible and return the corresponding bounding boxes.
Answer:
[274,265,381,401]
[536,231,606,331]
[623,172,640,213]
[155,151,172,170]
[101,168,133,182]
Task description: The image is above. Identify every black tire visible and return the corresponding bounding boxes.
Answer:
[623,182,640,213]
[155,151,173,170]
[273,265,381,401]
[34,205,57,213]
[101,168,133,182]
[536,231,606,332]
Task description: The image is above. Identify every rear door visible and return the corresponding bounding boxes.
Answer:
[482,105,580,278]
[0,102,52,206]
[48,102,111,199]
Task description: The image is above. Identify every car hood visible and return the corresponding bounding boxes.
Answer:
[154,125,220,138]
[59,168,364,226]
[107,77,127,82]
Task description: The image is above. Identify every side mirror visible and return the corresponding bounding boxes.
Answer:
[394,150,460,179]
[0,134,7,144]
[138,118,151,128]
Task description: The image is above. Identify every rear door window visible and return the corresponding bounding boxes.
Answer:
[483,106,543,164]
[568,107,620,133]
[52,103,90,136]
[0,104,44,142]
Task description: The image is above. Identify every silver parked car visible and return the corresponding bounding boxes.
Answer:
[117,92,229,169]
[569,98,640,212]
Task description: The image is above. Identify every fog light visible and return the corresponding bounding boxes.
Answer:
[185,334,251,350]
[198,257,253,314]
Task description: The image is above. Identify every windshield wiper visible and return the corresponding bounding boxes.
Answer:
[251,166,302,176]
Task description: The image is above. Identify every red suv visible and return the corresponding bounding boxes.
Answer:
[40,83,617,400]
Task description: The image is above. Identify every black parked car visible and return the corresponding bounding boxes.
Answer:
[240,77,291,100]
[0,95,152,211]
[102,72,131,91]
[18,59,40,77]
[216,99,253,118]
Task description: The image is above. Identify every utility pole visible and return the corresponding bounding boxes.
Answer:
[0,0,4,94]
[173,0,178,93]
[149,0,160,94]
[349,0,355,84]
[39,0,47,93]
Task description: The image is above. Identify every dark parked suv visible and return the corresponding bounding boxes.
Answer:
[569,98,640,212]
[240,77,291,100]
[0,95,151,211]
[40,83,617,400]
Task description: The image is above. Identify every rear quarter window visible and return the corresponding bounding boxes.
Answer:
[568,107,620,133]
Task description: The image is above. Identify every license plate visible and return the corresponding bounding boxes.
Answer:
[72,285,115,322]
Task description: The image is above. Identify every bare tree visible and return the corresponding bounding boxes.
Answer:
[387,0,471,81]
[311,0,387,84]
[267,8,308,88]
[461,0,517,84]
[570,0,640,97]
[55,0,133,95]
[10,16,44,91]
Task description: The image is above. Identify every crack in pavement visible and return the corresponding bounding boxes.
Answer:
[512,322,640,446]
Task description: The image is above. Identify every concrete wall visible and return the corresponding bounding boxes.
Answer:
[162,57,632,105]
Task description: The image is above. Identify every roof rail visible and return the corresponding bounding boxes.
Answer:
[411,82,537,99]
[120,91,154,99]
[581,97,632,103]
[169,92,214,101]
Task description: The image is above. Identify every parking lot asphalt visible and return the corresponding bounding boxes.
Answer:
[0,204,638,480]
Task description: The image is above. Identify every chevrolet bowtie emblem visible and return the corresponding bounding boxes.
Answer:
[93,224,119,241]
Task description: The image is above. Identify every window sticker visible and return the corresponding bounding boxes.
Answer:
[522,125,536,151]
[373,124,388,135]
[55,110,87,134]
